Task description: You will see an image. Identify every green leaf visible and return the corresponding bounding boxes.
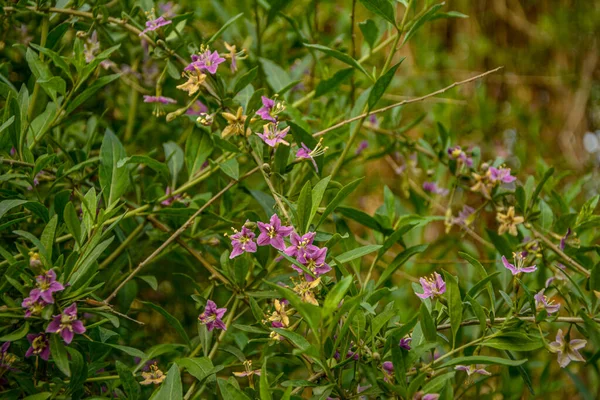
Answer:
[323,275,353,316]
[40,215,58,264]
[438,355,528,368]
[310,176,331,225]
[358,0,396,26]
[304,43,372,80]
[296,180,313,234]
[272,328,310,351]
[64,202,82,246]
[220,158,239,180]
[529,167,554,210]
[178,357,222,383]
[30,43,72,81]
[13,230,49,267]
[164,141,185,188]
[376,244,427,287]
[483,333,543,351]
[99,130,128,207]
[315,68,354,98]
[260,361,272,400]
[259,57,292,93]
[67,347,87,394]
[66,74,121,114]
[402,4,444,45]
[0,200,45,222]
[359,19,379,49]
[69,236,114,289]
[118,155,170,179]
[233,66,259,95]
[419,303,437,342]
[141,301,191,346]
[442,271,463,348]
[333,244,382,265]
[50,334,70,377]
[337,206,387,233]
[23,394,52,400]
[207,13,244,44]
[218,378,252,400]
[116,361,141,400]
[155,363,182,400]
[368,59,404,110]
[0,322,29,341]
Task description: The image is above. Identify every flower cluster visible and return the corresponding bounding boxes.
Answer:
[21,270,64,318]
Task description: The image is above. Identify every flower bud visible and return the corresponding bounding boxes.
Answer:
[196,113,213,126]
[244,221,257,230]
[262,163,271,174]
[372,352,381,360]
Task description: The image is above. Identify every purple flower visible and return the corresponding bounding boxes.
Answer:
[143,95,176,104]
[46,303,86,344]
[186,100,208,116]
[534,289,560,314]
[284,232,318,259]
[368,114,379,127]
[488,167,516,183]
[28,270,65,304]
[0,342,17,373]
[256,123,290,147]
[256,96,277,122]
[415,272,446,299]
[501,254,537,275]
[355,140,369,155]
[229,226,257,258]
[447,145,473,167]
[454,364,492,376]
[22,296,48,318]
[382,361,394,382]
[184,50,226,74]
[257,214,294,251]
[549,329,587,368]
[560,228,572,250]
[10,147,16,156]
[296,138,327,172]
[422,181,449,196]
[452,205,475,226]
[159,2,177,18]
[294,247,331,279]
[399,337,412,350]
[25,333,50,361]
[84,31,100,63]
[198,300,227,331]
[139,16,172,36]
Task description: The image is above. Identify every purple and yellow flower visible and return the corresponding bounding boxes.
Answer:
[28,270,65,304]
[501,253,537,275]
[413,392,440,400]
[294,247,331,279]
[265,299,291,328]
[423,181,449,196]
[257,214,293,251]
[284,232,318,259]
[46,303,86,344]
[534,288,560,314]
[228,226,257,258]
[549,329,587,368]
[255,96,284,122]
[233,360,261,378]
[256,123,290,147]
[22,296,48,318]
[415,272,446,299]
[0,342,17,373]
[198,300,227,331]
[139,16,172,36]
[296,138,328,172]
[447,145,473,167]
[292,277,321,305]
[140,363,167,385]
[488,166,516,183]
[176,70,206,96]
[454,364,492,376]
[221,107,251,138]
[25,333,50,361]
[184,50,226,75]
[496,206,524,236]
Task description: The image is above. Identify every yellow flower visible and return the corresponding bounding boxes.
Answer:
[140,363,167,385]
[496,206,524,236]
[292,277,321,306]
[221,107,251,138]
[176,71,206,96]
[265,299,291,328]
[470,172,492,198]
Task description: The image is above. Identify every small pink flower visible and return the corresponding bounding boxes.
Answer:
[454,364,491,376]
[198,300,227,331]
[284,232,318,259]
[256,124,289,147]
[46,303,86,344]
[549,329,587,368]
[25,333,50,360]
[28,270,65,304]
[534,289,560,314]
[488,166,516,183]
[501,253,537,275]
[143,95,176,104]
[229,226,257,259]
[415,272,446,299]
[257,214,293,251]
[139,16,172,36]
[185,50,226,75]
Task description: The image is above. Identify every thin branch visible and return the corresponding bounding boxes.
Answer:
[313,67,503,137]
[103,167,259,304]
[531,227,590,278]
